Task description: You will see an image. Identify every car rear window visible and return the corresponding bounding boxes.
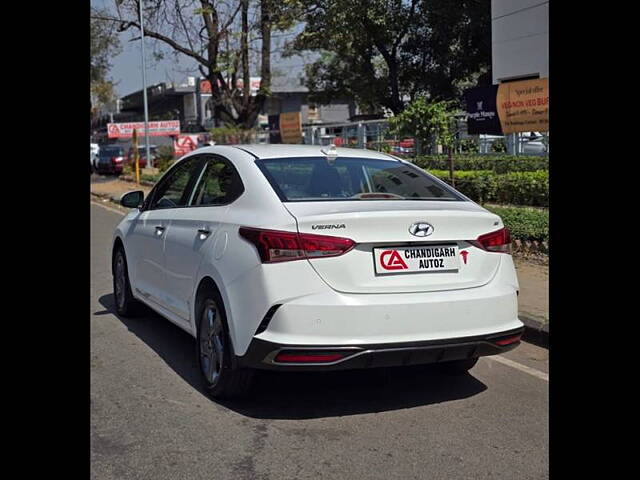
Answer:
[100,147,124,155]
[255,156,464,202]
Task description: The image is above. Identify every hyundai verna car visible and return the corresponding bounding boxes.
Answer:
[112,145,524,398]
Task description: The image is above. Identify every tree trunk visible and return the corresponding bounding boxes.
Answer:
[387,53,404,115]
[240,0,250,105]
[448,146,455,187]
[238,0,272,130]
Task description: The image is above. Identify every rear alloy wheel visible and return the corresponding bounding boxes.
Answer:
[437,357,479,375]
[113,248,142,317]
[197,296,254,399]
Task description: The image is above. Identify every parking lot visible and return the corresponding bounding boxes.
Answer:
[91,200,548,480]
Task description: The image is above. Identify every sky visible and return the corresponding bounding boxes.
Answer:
[92,0,313,98]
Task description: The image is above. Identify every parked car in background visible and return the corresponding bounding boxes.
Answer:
[96,145,126,175]
[521,132,548,155]
[126,145,158,169]
[90,143,100,173]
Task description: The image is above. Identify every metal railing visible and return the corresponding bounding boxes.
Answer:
[297,120,548,156]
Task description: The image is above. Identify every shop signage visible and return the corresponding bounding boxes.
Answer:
[199,78,261,95]
[464,77,549,134]
[268,112,303,144]
[496,77,549,134]
[173,135,199,157]
[107,121,180,138]
[464,85,502,135]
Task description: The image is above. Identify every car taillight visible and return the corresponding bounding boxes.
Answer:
[111,156,123,164]
[472,227,511,253]
[239,227,355,263]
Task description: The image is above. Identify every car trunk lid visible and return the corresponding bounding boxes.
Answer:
[284,200,505,294]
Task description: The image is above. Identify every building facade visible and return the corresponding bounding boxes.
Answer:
[491,0,548,83]
[99,75,356,136]
[491,0,549,154]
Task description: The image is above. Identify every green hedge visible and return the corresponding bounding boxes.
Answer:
[140,173,162,183]
[428,169,548,207]
[484,205,548,243]
[412,154,548,173]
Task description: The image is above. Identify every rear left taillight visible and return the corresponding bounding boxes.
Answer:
[472,227,511,253]
[239,227,355,263]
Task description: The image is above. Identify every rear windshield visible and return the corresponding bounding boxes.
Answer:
[100,146,124,155]
[255,156,464,202]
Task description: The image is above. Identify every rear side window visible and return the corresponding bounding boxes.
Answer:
[148,158,203,209]
[255,157,463,202]
[100,147,123,156]
[191,157,244,206]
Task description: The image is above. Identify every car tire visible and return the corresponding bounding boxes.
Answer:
[196,294,254,399]
[437,357,479,375]
[112,247,143,317]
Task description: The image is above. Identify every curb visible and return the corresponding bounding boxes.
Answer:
[91,191,121,204]
[520,313,549,348]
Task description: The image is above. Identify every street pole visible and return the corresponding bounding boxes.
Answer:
[133,129,140,185]
[139,0,152,168]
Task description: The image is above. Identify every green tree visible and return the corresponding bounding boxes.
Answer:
[95,1,299,129]
[403,0,492,101]
[389,98,456,153]
[289,0,491,114]
[389,97,458,184]
[91,6,122,119]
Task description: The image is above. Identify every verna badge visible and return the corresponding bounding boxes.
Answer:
[409,222,434,237]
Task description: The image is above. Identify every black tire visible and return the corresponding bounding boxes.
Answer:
[112,247,143,317]
[196,293,254,399]
[437,357,479,375]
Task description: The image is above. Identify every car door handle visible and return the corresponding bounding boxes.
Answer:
[197,228,211,237]
[155,225,165,235]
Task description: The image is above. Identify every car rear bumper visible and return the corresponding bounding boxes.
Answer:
[248,281,521,348]
[236,327,524,371]
[97,164,122,174]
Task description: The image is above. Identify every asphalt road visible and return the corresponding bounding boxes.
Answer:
[90,201,549,480]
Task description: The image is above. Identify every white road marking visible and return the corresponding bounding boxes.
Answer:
[486,355,549,382]
[91,199,126,216]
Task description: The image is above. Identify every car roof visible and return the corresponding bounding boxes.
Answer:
[196,144,400,161]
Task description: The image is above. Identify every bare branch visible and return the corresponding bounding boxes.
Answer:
[117,18,209,66]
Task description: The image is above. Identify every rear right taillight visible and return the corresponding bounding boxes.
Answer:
[239,227,355,263]
[494,334,522,346]
[111,156,123,164]
[472,227,511,253]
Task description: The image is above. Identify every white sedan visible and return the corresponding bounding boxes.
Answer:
[112,145,523,398]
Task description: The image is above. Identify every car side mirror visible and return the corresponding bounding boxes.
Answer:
[120,190,144,209]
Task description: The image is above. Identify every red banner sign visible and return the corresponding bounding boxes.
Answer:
[107,121,180,139]
[173,135,199,157]
[199,78,261,94]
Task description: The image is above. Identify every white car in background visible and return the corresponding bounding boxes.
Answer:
[521,132,548,155]
[112,145,524,398]
[90,143,100,172]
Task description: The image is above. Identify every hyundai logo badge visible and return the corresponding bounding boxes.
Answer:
[409,222,434,237]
